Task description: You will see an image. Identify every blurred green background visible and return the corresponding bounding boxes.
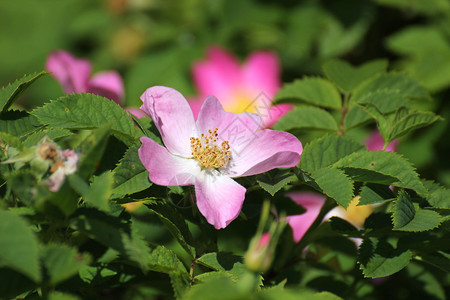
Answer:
[1,0,450,185]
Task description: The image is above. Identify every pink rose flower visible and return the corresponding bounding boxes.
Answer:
[46,50,124,104]
[190,46,292,128]
[285,192,327,243]
[365,130,398,152]
[138,86,302,229]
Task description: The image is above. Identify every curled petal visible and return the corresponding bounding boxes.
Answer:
[195,172,246,229]
[139,137,200,186]
[286,192,326,243]
[45,50,91,93]
[227,129,303,177]
[125,107,146,118]
[87,71,124,104]
[242,51,281,97]
[140,86,198,157]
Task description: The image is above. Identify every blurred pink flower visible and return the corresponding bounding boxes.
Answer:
[190,46,291,128]
[138,86,302,229]
[46,149,79,192]
[286,192,326,243]
[365,130,398,152]
[46,50,124,104]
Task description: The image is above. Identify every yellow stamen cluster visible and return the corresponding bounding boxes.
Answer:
[190,128,232,168]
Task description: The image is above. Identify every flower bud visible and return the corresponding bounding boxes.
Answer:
[244,232,274,273]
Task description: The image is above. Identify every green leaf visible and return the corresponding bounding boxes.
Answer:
[332,151,427,195]
[406,262,446,300]
[311,168,354,208]
[425,183,450,209]
[183,276,248,300]
[392,191,442,232]
[358,237,412,278]
[42,244,90,285]
[357,103,390,143]
[354,90,411,113]
[69,172,113,213]
[300,135,365,174]
[256,170,297,196]
[70,208,129,252]
[76,124,111,180]
[112,144,151,197]
[0,210,40,282]
[0,268,36,300]
[323,59,388,93]
[145,201,196,259]
[273,106,338,132]
[0,110,41,137]
[389,111,440,141]
[170,272,190,299]
[31,93,136,143]
[351,73,431,103]
[131,116,163,145]
[197,252,262,285]
[24,128,73,147]
[342,105,372,130]
[0,71,47,112]
[329,217,359,233]
[359,183,395,205]
[386,26,450,56]
[274,77,342,109]
[257,288,344,300]
[0,132,24,151]
[420,251,450,273]
[48,291,81,300]
[122,227,188,276]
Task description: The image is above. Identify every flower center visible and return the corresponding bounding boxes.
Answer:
[224,92,255,114]
[190,128,231,168]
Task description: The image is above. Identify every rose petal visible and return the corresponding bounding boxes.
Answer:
[196,95,262,137]
[195,172,246,229]
[261,104,293,128]
[140,86,198,157]
[286,192,326,242]
[227,129,303,177]
[139,137,200,186]
[365,130,398,152]
[188,97,204,120]
[125,107,146,118]
[192,46,241,104]
[45,50,91,93]
[242,51,281,97]
[87,71,124,104]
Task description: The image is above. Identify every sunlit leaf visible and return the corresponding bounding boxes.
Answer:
[300,135,365,174]
[311,168,354,208]
[273,106,338,132]
[275,77,342,109]
[0,71,47,112]
[31,93,136,144]
[323,59,387,93]
[332,151,426,195]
